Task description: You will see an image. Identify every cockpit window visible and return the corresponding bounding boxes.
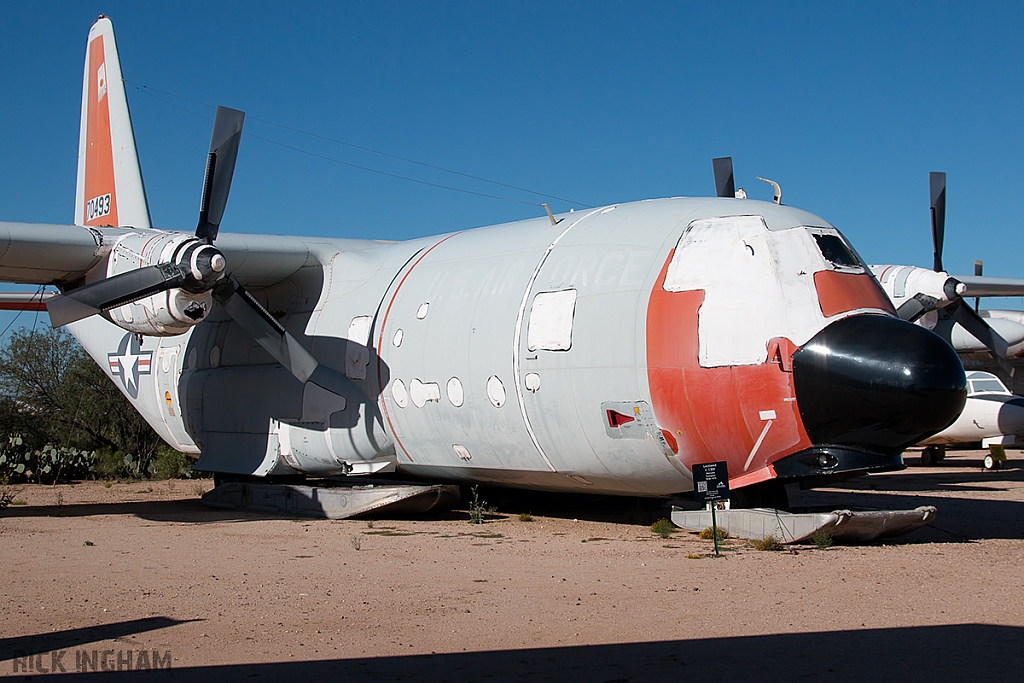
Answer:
[969,378,1009,395]
[813,233,860,268]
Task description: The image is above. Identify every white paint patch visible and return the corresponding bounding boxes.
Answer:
[416,302,430,319]
[487,375,506,408]
[527,289,578,351]
[410,378,441,408]
[348,315,373,344]
[525,372,541,393]
[391,379,408,408]
[446,377,465,407]
[393,329,404,347]
[452,444,472,461]
[664,217,824,367]
[759,410,777,420]
[345,316,373,380]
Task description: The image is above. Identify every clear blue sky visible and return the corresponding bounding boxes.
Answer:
[2,1,1024,331]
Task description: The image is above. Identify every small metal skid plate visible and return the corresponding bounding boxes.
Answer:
[671,505,938,543]
[202,481,460,519]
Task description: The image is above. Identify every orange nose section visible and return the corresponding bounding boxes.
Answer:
[645,251,811,487]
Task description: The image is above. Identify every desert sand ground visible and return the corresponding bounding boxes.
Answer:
[1,450,1023,681]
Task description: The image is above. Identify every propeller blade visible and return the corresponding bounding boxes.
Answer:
[196,106,245,244]
[47,263,186,327]
[211,276,363,397]
[212,276,317,382]
[950,275,1024,298]
[947,298,1008,360]
[974,259,983,311]
[713,157,735,198]
[930,171,946,272]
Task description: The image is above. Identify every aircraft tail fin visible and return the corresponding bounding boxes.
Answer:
[74,16,151,229]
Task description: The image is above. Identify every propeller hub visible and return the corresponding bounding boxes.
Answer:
[178,241,227,294]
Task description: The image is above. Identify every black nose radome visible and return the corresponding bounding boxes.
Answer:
[792,314,966,454]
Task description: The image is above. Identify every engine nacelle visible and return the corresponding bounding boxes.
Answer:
[870,264,965,321]
[103,230,216,336]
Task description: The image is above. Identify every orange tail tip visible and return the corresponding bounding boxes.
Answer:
[74,16,151,229]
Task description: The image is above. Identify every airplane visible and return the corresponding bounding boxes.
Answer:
[0,16,971,510]
[918,370,1024,468]
[866,173,1024,466]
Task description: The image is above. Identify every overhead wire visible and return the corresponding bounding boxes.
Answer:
[125,80,591,209]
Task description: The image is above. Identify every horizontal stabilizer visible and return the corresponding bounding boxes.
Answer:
[0,291,57,311]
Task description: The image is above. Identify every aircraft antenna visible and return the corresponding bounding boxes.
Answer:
[756,177,782,204]
[542,203,562,226]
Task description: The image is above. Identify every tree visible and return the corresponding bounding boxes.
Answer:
[0,327,164,465]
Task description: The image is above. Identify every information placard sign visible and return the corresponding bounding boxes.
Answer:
[693,461,730,505]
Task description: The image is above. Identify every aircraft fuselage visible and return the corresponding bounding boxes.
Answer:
[68,197,967,496]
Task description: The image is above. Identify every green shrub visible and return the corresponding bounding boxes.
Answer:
[468,486,496,524]
[651,518,676,538]
[698,526,729,541]
[0,436,96,483]
[753,535,785,551]
[150,447,193,480]
[812,529,834,550]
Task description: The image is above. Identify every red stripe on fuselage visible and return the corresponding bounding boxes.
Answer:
[375,233,464,463]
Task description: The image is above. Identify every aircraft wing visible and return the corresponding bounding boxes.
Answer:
[0,221,329,290]
[0,221,117,285]
[952,275,1024,298]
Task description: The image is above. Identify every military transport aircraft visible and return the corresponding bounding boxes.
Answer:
[0,16,971,508]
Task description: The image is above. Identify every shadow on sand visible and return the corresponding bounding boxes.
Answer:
[10,623,1023,682]
[0,617,197,661]
[4,462,1022,539]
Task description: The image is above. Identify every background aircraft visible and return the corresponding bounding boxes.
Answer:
[918,371,1024,468]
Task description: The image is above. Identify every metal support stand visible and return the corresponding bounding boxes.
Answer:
[710,503,720,556]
